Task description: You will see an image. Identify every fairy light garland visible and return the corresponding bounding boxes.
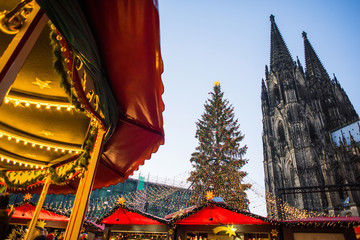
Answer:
[0,154,45,169]
[3,96,74,111]
[0,130,82,154]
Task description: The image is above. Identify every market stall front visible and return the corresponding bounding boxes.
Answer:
[167,201,280,240]
[97,200,169,240]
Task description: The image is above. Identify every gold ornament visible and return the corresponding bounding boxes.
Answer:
[205,191,214,200]
[117,196,125,205]
[36,220,46,229]
[213,225,237,237]
[32,78,52,89]
[214,80,220,86]
[270,229,278,237]
[24,193,32,201]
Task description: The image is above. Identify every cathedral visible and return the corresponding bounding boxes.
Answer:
[261,15,360,219]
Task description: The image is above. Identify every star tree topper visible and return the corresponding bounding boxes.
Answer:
[214,80,220,86]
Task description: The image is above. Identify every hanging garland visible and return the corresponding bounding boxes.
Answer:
[111,232,168,240]
[0,170,45,189]
[49,125,98,184]
[0,125,97,189]
[49,22,84,112]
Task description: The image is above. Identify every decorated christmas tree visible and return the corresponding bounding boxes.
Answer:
[187,81,250,210]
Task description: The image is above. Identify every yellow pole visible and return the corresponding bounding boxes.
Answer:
[24,176,51,240]
[64,128,105,240]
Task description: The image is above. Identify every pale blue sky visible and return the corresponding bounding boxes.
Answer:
[136,1,360,215]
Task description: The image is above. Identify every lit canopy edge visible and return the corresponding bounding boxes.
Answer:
[34,0,165,190]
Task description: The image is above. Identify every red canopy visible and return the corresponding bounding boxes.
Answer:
[8,202,68,222]
[169,202,270,225]
[100,206,166,225]
[86,0,165,188]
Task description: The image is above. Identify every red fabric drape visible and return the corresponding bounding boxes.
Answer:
[175,206,269,225]
[101,207,165,225]
[85,0,165,188]
[8,203,69,222]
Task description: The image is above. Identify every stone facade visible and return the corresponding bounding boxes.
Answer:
[261,15,360,219]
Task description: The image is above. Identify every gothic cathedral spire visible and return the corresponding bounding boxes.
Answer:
[262,15,360,219]
[270,15,294,72]
[302,31,330,81]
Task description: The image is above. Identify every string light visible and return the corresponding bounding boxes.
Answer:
[0,153,47,169]
[0,130,82,153]
[3,97,75,111]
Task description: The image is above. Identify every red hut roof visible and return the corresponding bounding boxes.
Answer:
[9,202,68,222]
[168,202,272,225]
[98,204,167,225]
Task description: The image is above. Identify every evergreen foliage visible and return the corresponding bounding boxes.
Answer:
[187,82,251,209]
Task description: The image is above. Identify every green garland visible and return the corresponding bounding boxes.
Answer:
[49,125,98,184]
[48,22,84,112]
[0,170,45,189]
[0,125,97,188]
[111,233,168,240]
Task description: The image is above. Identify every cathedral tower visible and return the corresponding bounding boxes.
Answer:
[262,15,360,219]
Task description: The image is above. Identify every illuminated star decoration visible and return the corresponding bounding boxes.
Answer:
[213,225,237,237]
[214,80,220,86]
[39,130,54,137]
[117,196,125,205]
[270,229,278,237]
[32,78,52,89]
[36,220,46,229]
[205,191,215,200]
[24,193,32,201]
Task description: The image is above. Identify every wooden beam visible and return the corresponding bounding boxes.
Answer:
[64,128,105,240]
[0,3,48,103]
[24,176,51,240]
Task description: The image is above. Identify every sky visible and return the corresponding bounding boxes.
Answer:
[135,0,360,215]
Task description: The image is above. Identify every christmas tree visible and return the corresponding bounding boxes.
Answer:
[187,81,250,210]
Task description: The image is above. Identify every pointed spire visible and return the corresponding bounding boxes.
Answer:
[265,65,269,80]
[303,31,330,81]
[261,79,268,100]
[270,15,294,72]
[333,73,339,85]
[296,56,304,75]
[261,79,270,115]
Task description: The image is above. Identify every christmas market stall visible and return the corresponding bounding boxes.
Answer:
[97,198,170,240]
[0,0,164,239]
[281,216,360,240]
[167,201,280,240]
[6,198,104,234]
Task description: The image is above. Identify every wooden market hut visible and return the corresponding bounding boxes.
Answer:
[97,203,169,240]
[167,201,280,240]
[0,0,164,239]
[281,216,360,240]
